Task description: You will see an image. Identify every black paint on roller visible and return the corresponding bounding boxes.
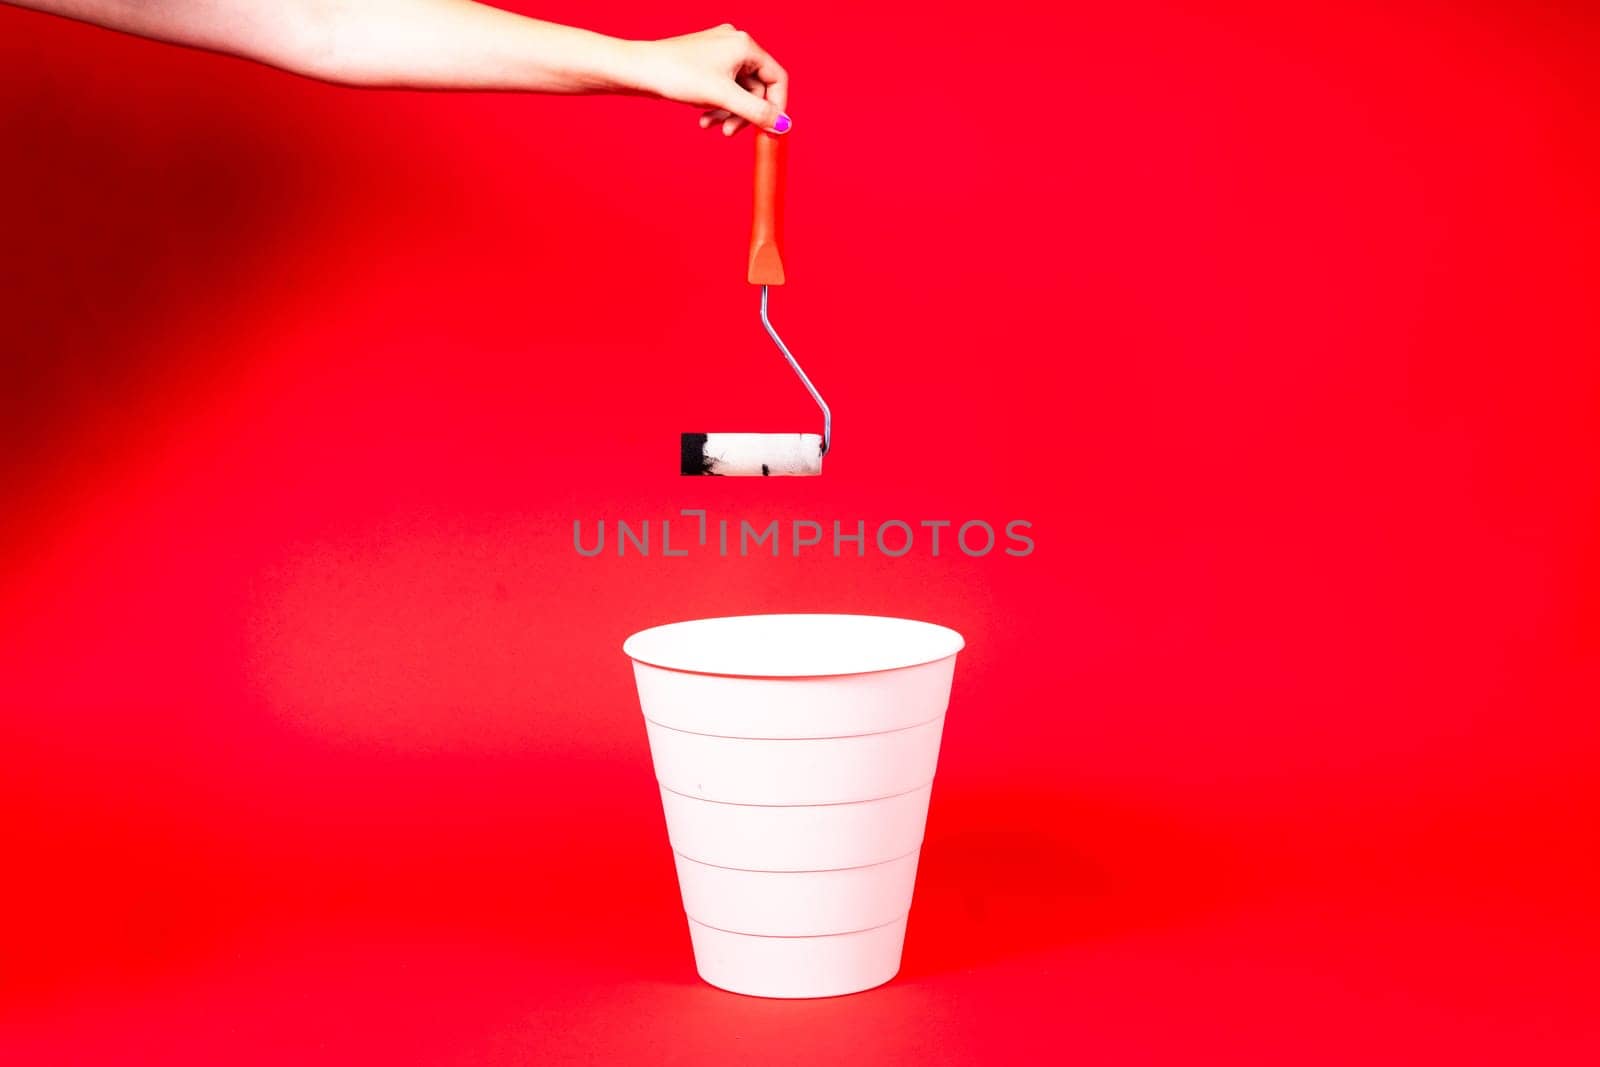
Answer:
[679,433,716,476]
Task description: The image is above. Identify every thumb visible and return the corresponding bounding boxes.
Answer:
[711,83,788,133]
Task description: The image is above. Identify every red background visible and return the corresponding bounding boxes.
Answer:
[2,1,1597,1062]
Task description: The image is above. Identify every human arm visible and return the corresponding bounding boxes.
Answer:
[5,2,789,133]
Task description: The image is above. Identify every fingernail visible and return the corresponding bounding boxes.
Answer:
[771,113,792,134]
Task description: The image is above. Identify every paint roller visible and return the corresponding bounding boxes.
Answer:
[680,130,829,476]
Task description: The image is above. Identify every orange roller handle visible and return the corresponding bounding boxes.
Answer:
[747,130,787,286]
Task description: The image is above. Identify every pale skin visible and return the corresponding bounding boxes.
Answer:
[5,1,791,136]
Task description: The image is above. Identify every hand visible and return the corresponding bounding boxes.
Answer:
[627,24,791,136]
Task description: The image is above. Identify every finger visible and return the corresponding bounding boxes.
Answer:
[724,74,762,135]
[699,108,731,128]
[742,42,789,116]
[708,81,783,133]
[737,72,765,96]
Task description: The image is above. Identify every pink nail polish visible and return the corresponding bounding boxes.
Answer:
[771,113,792,134]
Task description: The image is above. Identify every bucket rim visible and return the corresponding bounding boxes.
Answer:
[622,613,965,678]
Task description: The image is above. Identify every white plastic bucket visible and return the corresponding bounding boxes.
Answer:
[623,613,963,998]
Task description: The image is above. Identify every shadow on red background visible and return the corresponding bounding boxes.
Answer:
[0,48,340,518]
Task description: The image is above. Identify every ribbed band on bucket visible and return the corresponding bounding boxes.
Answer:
[686,917,909,999]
